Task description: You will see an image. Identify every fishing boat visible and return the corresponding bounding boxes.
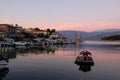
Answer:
[75,50,94,65]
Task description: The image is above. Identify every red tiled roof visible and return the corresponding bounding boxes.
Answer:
[0,24,9,26]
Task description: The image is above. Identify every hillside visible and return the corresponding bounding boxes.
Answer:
[58,29,120,41]
[101,35,120,41]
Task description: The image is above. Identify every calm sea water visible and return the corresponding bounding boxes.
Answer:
[0,41,120,80]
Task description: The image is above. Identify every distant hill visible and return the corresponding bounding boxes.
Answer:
[96,29,120,32]
[58,29,120,41]
[58,30,87,40]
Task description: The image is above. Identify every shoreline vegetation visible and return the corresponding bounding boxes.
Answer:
[101,35,120,41]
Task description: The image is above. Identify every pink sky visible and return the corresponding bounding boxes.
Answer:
[21,21,120,32]
[53,21,120,32]
[0,0,120,32]
[0,20,120,32]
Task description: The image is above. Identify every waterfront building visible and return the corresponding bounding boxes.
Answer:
[0,31,6,38]
[0,24,16,34]
[0,24,25,39]
[0,24,16,38]
[50,32,62,39]
[25,28,48,35]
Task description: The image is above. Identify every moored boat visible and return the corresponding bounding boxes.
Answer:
[75,50,94,65]
[0,61,8,65]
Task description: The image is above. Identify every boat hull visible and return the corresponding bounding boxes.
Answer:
[75,56,94,66]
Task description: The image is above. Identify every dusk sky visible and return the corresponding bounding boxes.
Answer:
[0,0,120,32]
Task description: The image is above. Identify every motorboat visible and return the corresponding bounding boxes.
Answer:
[74,50,94,72]
[0,61,8,65]
[75,50,94,65]
[0,55,9,65]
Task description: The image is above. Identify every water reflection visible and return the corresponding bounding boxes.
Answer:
[0,41,119,80]
[0,48,10,80]
[0,67,9,80]
[15,46,57,56]
[0,46,57,80]
[76,62,94,72]
[0,47,16,61]
[0,45,57,57]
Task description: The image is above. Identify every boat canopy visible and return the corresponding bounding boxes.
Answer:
[79,50,92,55]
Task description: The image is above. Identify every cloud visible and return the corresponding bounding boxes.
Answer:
[54,21,120,32]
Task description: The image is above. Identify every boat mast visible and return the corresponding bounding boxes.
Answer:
[76,31,82,42]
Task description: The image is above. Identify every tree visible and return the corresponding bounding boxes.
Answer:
[47,28,50,32]
[37,33,44,38]
[46,28,56,35]
[22,31,35,39]
[101,35,120,41]
[51,29,56,33]
[34,27,40,31]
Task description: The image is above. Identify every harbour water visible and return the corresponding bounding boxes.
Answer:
[0,41,120,80]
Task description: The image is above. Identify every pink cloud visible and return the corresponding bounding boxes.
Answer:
[54,21,120,32]
[0,19,120,32]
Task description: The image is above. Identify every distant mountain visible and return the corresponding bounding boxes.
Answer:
[58,29,120,41]
[96,29,120,32]
[58,30,87,40]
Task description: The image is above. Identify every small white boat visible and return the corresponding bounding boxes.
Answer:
[0,60,8,65]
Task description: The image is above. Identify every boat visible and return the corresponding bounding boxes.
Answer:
[74,50,94,65]
[0,55,9,65]
[74,50,94,72]
[0,60,8,65]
